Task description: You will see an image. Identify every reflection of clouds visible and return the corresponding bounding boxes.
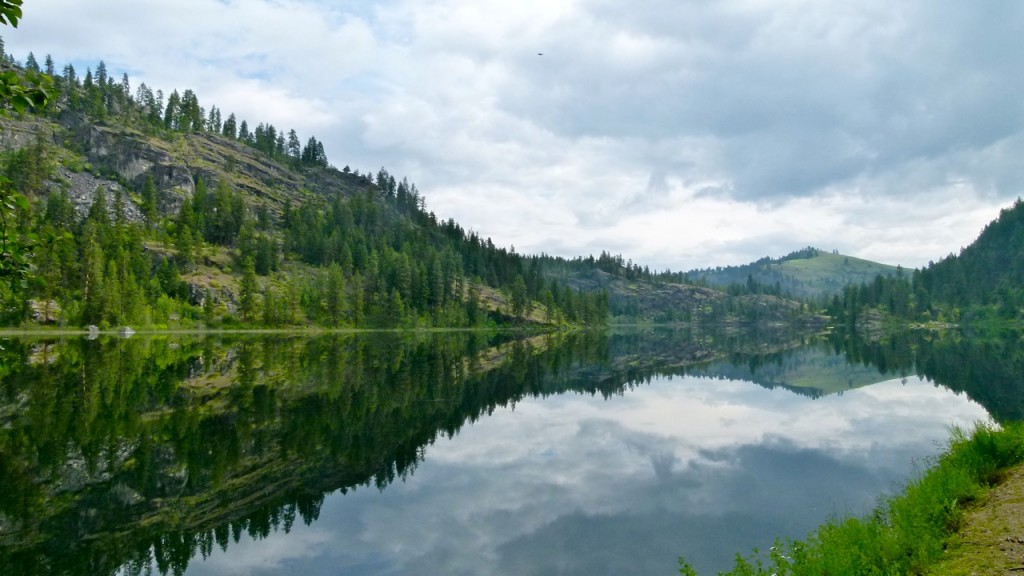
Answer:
[184,375,989,576]
[186,527,332,576]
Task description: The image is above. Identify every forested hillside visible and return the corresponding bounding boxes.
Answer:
[829,199,1024,326]
[686,247,903,299]
[0,46,610,329]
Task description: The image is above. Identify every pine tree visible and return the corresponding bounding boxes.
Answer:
[222,113,237,139]
[80,224,107,325]
[262,287,277,326]
[96,60,107,88]
[287,129,301,160]
[466,284,481,326]
[140,174,158,227]
[163,89,180,130]
[239,257,258,322]
[325,263,345,325]
[174,225,196,271]
[203,288,216,324]
[120,73,130,101]
[511,276,529,319]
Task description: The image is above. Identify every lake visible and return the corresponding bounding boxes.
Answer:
[0,328,1011,575]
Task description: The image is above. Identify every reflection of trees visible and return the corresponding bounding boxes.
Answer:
[830,329,1024,423]
[0,332,608,575]
[0,326,819,576]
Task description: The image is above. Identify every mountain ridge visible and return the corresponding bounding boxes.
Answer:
[686,246,903,299]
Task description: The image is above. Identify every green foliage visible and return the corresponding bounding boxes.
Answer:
[0,68,53,116]
[0,0,55,117]
[238,257,258,322]
[0,178,33,289]
[278,167,606,327]
[0,0,23,27]
[139,174,158,227]
[0,4,54,296]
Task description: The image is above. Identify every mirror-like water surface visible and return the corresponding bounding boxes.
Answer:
[0,329,1012,575]
[183,374,986,576]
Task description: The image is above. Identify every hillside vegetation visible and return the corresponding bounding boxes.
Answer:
[0,52,612,329]
[0,49,835,330]
[829,199,1024,328]
[687,246,903,299]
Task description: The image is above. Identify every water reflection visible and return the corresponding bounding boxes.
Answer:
[0,329,1009,575]
[180,375,984,576]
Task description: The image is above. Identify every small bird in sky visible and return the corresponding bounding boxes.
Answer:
[537,52,543,56]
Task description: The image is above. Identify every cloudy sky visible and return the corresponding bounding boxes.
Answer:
[5,0,1023,270]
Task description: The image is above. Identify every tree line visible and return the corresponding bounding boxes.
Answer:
[4,44,331,169]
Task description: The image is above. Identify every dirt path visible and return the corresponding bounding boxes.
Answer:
[929,465,1024,575]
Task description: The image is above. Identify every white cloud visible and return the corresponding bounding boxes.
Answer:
[6,0,1023,270]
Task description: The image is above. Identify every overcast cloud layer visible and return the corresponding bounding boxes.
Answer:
[6,0,1023,270]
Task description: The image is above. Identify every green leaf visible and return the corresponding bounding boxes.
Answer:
[12,193,28,211]
[0,1,24,27]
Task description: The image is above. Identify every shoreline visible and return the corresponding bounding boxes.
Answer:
[680,422,1024,576]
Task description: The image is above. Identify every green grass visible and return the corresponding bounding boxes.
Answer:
[679,422,1024,576]
[775,252,902,290]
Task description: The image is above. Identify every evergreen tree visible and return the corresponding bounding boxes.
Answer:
[163,89,181,130]
[96,60,107,88]
[80,223,107,325]
[222,113,237,139]
[325,263,345,326]
[174,225,196,271]
[120,73,130,102]
[510,275,528,319]
[239,257,258,322]
[203,288,216,324]
[287,129,301,160]
[140,174,158,227]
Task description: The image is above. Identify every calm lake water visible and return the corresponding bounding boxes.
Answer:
[0,329,1012,576]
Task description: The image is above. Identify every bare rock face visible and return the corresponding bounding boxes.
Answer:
[4,110,372,231]
[187,282,238,314]
[57,167,145,223]
[57,111,196,214]
[0,117,54,149]
[28,299,61,324]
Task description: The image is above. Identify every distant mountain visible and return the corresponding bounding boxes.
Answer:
[686,247,904,299]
